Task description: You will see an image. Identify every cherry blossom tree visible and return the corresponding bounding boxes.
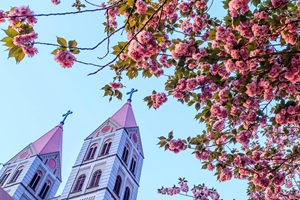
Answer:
[1,0,300,199]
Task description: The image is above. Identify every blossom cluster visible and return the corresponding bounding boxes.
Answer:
[54,50,76,68]
[109,82,123,90]
[0,10,6,23]
[168,139,185,154]
[51,0,61,5]
[128,31,158,62]
[151,92,167,109]
[8,6,37,29]
[159,180,220,200]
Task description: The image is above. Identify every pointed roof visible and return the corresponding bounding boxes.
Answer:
[33,123,63,155]
[0,186,13,200]
[111,100,137,128]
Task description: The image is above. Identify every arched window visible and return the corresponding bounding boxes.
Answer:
[10,166,23,183]
[0,169,11,186]
[85,143,98,160]
[29,170,42,190]
[38,180,51,199]
[129,157,137,175]
[73,174,86,192]
[123,187,130,200]
[89,170,102,188]
[100,139,112,156]
[113,175,122,196]
[121,145,129,164]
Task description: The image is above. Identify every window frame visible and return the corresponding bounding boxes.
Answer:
[123,186,130,200]
[85,143,98,160]
[88,169,102,188]
[72,174,86,192]
[9,166,24,183]
[38,180,51,199]
[121,144,130,164]
[129,156,137,175]
[100,139,112,156]
[0,169,12,186]
[29,170,42,191]
[113,175,122,196]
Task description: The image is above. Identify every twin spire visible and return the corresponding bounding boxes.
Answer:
[33,88,138,155]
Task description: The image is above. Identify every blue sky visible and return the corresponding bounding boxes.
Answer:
[0,1,247,199]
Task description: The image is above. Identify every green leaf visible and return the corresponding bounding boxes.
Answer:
[70,48,80,54]
[146,7,155,15]
[195,103,200,111]
[128,0,135,7]
[15,51,25,63]
[68,40,78,48]
[8,46,22,58]
[3,27,18,38]
[57,36,67,47]
[118,5,128,14]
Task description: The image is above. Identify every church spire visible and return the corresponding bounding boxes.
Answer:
[33,110,72,155]
[111,89,138,128]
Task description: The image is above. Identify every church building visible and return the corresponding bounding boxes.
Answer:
[0,89,144,200]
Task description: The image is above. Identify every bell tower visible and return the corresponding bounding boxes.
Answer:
[59,89,144,200]
[0,110,72,200]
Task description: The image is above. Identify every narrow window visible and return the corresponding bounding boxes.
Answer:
[89,170,102,188]
[0,170,11,186]
[121,145,129,164]
[38,180,51,199]
[113,175,122,196]
[29,170,42,190]
[123,187,130,200]
[10,166,23,183]
[100,139,112,156]
[85,143,98,160]
[129,157,137,175]
[73,174,86,192]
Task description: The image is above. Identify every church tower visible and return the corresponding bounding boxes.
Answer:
[0,110,72,200]
[59,89,144,200]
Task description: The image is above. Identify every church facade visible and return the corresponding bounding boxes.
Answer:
[0,96,144,200]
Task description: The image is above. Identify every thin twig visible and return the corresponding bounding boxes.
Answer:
[84,0,101,7]
[34,25,125,51]
[75,60,103,67]
[87,0,169,76]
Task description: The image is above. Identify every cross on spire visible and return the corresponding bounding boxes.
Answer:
[126,88,138,102]
[60,110,73,124]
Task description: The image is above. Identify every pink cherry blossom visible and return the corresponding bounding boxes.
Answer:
[51,0,61,5]
[54,50,76,68]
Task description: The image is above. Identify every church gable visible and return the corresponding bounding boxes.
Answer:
[7,144,36,164]
[125,127,144,157]
[86,118,122,139]
[39,152,62,180]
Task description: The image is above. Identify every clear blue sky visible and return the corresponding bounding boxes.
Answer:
[0,1,247,199]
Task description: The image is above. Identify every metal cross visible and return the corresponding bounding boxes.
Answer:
[60,110,73,124]
[126,88,138,102]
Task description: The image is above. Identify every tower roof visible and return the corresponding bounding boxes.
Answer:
[33,123,63,155]
[0,186,13,200]
[111,100,137,128]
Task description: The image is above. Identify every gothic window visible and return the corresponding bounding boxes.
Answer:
[85,143,98,160]
[29,170,42,191]
[123,187,130,200]
[121,144,129,164]
[38,180,51,199]
[100,139,112,156]
[129,156,137,175]
[113,175,122,196]
[89,170,102,188]
[0,169,11,186]
[10,166,23,183]
[73,174,86,192]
